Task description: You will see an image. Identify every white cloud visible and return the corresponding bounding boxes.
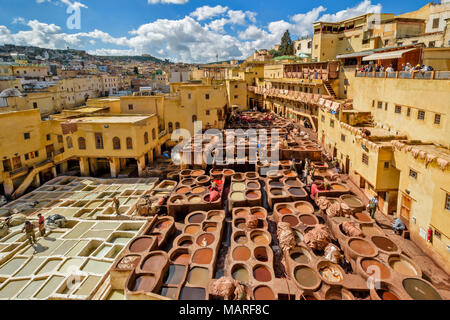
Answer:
[190,5,228,21]
[147,0,189,4]
[3,1,383,62]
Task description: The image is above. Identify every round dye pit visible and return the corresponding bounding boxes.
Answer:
[282,215,299,227]
[354,212,372,222]
[402,278,442,300]
[285,179,301,187]
[192,187,206,194]
[188,196,202,204]
[246,191,260,200]
[372,236,398,252]
[251,210,266,219]
[270,189,286,196]
[251,232,270,245]
[141,253,167,273]
[234,233,248,245]
[188,213,205,224]
[341,195,363,208]
[376,289,400,300]
[235,209,250,218]
[230,192,245,201]
[223,170,234,175]
[325,288,353,300]
[180,179,195,186]
[185,225,200,235]
[254,247,269,262]
[246,172,257,179]
[232,183,246,192]
[278,206,293,215]
[192,248,213,265]
[129,237,154,253]
[360,259,391,280]
[232,247,251,261]
[284,170,296,177]
[349,238,376,256]
[187,267,210,287]
[191,170,204,177]
[247,182,259,189]
[203,223,217,233]
[289,188,306,196]
[207,211,223,221]
[253,266,272,282]
[295,202,314,214]
[176,187,190,195]
[234,219,246,229]
[196,233,215,247]
[178,238,193,248]
[172,252,190,264]
[254,286,275,300]
[170,196,184,204]
[388,256,418,277]
[319,264,344,283]
[232,265,249,282]
[294,266,320,289]
[330,184,346,191]
[290,248,310,264]
[269,181,283,188]
[232,174,244,181]
[299,214,317,226]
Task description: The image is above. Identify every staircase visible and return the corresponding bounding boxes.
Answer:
[324,81,337,98]
[11,162,54,199]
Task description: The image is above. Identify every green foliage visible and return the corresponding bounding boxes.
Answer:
[278,30,294,56]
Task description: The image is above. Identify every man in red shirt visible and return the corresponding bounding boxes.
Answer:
[37,213,46,237]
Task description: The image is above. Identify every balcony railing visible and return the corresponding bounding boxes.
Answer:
[355,70,450,80]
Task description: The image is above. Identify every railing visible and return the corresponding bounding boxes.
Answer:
[355,70,450,80]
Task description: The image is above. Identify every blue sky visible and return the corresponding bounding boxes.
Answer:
[0,0,431,62]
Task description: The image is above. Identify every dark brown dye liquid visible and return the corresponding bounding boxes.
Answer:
[179,240,193,247]
[132,275,155,292]
[196,234,215,246]
[254,247,268,262]
[289,188,306,196]
[372,236,398,252]
[129,238,153,253]
[376,289,399,300]
[141,254,166,272]
[189,213,205,223]
[164,265,186,285]
[269,181,283,187]
[173,252,190,264]
[282,215,299,227]
[179,287,206,300]
[253,266,271,282]
[299,215,316,226]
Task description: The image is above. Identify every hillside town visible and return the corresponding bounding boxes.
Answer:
[0,1,449,301]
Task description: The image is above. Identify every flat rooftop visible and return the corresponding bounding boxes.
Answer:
[75,115,153,124]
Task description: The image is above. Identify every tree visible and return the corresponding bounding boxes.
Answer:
[133,66,139,75]
[279,30,294,56]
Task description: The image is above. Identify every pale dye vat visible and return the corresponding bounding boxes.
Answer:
[0,279,29,299]
[232,265,249,282]
[106,290,125,300]
[294,266,320,289]
[402,278,442,300]
[187,267,210,287]
[290,248,311,264]
[388,256,419,277]
[16,279,47,299]
[81,259,112,274]
[74,275,102,296]
[34,275,65,299]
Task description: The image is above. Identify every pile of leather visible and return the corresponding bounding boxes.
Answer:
[324,243,343,264]
[304,224,331,251]
[326,201,352,217]
[208,277,248,300]
[341,221,363,237]
[316,196,331,211]
[245,215,259,230]
[277,222,296,253]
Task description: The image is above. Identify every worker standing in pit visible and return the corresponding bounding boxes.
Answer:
[22,221,36,246]
[112,197,120,215]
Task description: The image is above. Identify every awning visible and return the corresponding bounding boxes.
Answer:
[362,48,417,61]
[336,51,374,59]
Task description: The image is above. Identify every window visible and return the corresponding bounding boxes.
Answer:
[341,134,346,142]
[377,101,383,109]
[372,100,375,108]
[168,122,173,133]
[445,194,450,211]
[385,103,388,111]
[113,137,121,150]
[206,110,210,116]
[418,110,425,120]
[34,151,39,157]
[234,95,238,99]
[33,102,38,109]
[432,18,439,29]
[46,134,51,141]
[192,115,197,122]
[25,154,29,161]
[78,137,86,150]
[362,153,369,165]
[175,122,180,129]
[205,94,210,100]
[234,84,238,89]
[407,108,411,117]
[126,137,133,150]
[321,115,325,122]
[24,132,30,140]
[58,135,63,143]
[152,128,156,140]
[330,120,334,128]
[66,136,73,149]
[384,162,390,169]
[434,114,441,125]
[95,133,104,149]
[144,132,149,145]
[409,169,418,179]
[395,105,401,114]
[429,41,435,48]
[188,93,191,99]
[128,104,134,110]
[384,40,389,46]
